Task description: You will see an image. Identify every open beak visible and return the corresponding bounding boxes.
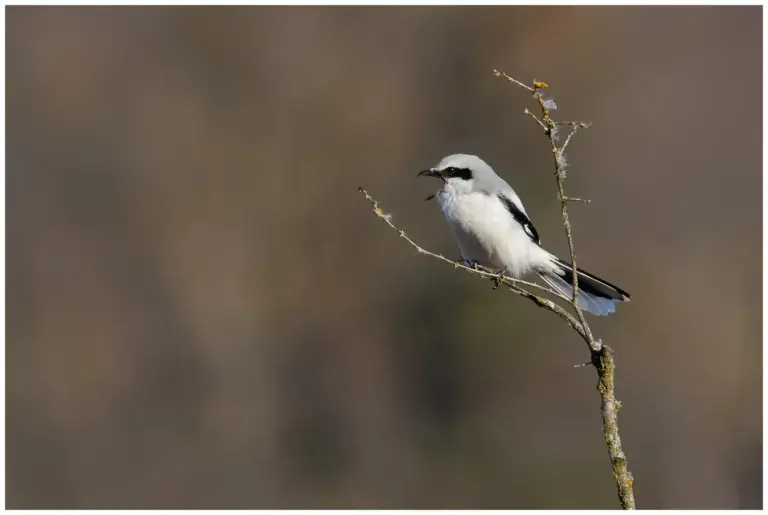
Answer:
[417,168,442,179]
[417,169,442,201]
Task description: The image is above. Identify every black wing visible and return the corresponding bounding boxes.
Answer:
[497,194,540,245]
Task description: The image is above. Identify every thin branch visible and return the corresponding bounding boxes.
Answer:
[524,108,549,132]
[493,69,536,93]
[560,122,590,156]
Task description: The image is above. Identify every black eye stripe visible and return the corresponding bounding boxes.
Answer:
[444,167,472,180]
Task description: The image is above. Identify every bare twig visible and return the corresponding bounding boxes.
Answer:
[524,108,549,132]
[560,121,591,156]
[493,69,536,92]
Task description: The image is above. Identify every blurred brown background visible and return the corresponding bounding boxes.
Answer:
[6,5,762,509]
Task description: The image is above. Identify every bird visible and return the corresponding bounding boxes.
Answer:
[417,153,630,316]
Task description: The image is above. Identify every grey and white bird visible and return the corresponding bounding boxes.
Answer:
[417,153,630,316]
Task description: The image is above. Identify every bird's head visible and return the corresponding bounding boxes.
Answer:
[417,154,496,200]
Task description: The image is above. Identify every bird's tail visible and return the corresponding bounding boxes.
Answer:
[537,255,631,316]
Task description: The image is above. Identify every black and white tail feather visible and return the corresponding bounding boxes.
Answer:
[539,255,631,316]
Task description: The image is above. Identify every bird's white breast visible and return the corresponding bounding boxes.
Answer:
[436,188,543,277]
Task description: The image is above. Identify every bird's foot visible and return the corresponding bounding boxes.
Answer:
[492,268,509,290]
[456,257,481,270]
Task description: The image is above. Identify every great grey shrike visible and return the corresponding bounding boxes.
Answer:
[417,153,630,316]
